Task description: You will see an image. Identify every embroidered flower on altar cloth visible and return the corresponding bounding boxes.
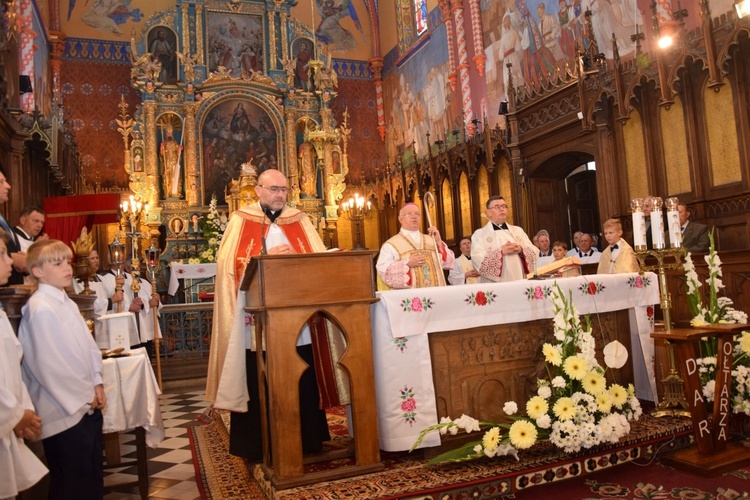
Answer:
[394,337,409,352]
[465,290,497,306]
[400,297,435,312]
[525,285,553,301]
[400,385,417,425]
[627,275,651,289]
[579,281,606,296]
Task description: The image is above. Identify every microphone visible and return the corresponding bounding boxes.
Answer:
[260,204,270,255]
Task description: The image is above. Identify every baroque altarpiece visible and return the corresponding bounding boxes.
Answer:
[117,0,349,264]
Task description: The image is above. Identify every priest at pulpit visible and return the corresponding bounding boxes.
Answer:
[206,168,346,461]
[471,196,538,282]
[375,203,454,289]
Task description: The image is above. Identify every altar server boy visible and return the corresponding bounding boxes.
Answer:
[19,239,107,499]
[0,231,48,498]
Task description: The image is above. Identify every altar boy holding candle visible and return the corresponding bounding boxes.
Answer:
[19,239,106,499]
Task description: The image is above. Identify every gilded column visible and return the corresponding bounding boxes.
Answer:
[196,5,204,65]
[450,0,475,135]
[439,0,458,92]
[285,109,299,200]
[184,102,199,207]
[144,102,159,207]
[181,4,190,56]
[268,10,277,70]
[280,12,289,61]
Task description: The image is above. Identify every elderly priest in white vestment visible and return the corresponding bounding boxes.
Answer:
[471,196,539,282]
[376,202,454,289]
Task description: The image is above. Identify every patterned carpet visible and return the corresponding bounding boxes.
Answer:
[188,408,709,499]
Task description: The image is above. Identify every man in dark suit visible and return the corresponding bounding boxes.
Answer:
[0,167,24,285]
[678,203,710,253]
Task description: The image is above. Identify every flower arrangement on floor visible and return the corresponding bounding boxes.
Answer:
[683,229,750,415]
[411,284,642,464]
[199,195,227,263]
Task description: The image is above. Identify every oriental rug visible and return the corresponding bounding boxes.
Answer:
[189,408,723,499]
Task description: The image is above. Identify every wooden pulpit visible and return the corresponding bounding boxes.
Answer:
[241,250,384,489]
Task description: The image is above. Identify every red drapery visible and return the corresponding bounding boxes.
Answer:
[43,194,121,249]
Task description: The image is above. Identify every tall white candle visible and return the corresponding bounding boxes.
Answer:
[665,197,681,248]
[630,198,646,249]
[633,212,646,248]
[650,210,665,249]
[649,197,665,249]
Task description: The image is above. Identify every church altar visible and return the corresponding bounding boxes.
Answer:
[167,262,217,296]
[370,272,660,452]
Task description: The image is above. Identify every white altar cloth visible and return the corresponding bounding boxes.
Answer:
[101,347,165,447]
[371,272,659,452]
[168,263,217,295]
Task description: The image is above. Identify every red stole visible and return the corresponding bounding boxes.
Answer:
[231,209,316,290]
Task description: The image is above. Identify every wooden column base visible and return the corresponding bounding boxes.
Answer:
[660,441,750,477]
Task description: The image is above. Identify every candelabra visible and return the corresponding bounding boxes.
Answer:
[119,195,149,299]
[631,196,690,418]
[108,237,126,313]
[146,243,163,390]
[340,193,372,250]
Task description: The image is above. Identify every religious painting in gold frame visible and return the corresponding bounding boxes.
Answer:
[201,98,279,205]
[206,11,264,76]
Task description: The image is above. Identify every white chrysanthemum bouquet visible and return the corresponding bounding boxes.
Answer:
[200,195,227,263]
[410,284,642,464]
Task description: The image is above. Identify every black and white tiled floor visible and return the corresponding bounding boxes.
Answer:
[103,390,209,499]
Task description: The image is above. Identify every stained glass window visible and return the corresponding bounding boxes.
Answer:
[414,0,427,35]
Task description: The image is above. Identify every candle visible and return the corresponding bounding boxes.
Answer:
[650,197,665,249]
[630,198,646,249]
[665,197,682,248]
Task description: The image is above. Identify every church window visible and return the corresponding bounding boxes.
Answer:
[414,0,428,35]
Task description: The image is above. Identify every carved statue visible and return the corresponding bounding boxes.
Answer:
[298,142,317,198]
[177,51,200,83]
[279,57,296,88]
[160,125,183,198]
[130,52,161,82]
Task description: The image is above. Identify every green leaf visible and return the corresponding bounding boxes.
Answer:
[426,441,484,465]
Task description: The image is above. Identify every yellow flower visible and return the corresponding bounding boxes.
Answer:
[740,332,750,355]
[596,392,613,413]
[542,343,562,366]
[553,397,576,421]
[581,371,607,395]
[563,355,589,380]
[482,426,501,451]
[610,384,628,408]
[509,420,538,449]
[526,396,549,420]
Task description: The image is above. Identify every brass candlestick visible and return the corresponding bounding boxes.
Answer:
[634,247,691,418]
[146,243,163,390]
